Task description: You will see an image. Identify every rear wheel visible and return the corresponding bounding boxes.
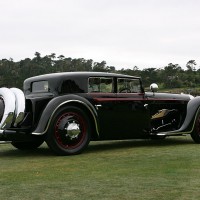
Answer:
[11,139,44,150]
[46,106,91,156]
[191,111,200,143]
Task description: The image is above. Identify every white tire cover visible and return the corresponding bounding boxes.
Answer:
[0,87,16,128]
[10,88,25,126]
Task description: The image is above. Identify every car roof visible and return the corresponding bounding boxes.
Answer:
[25,71,140,83]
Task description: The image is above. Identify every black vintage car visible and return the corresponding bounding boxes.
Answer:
[0,72,200,155]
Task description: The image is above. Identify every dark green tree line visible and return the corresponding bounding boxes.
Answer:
[0,53,199,94]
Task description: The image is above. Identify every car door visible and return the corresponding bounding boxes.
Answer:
[88,76,150,139]
[88,76,119,139]
[115,78,150,138]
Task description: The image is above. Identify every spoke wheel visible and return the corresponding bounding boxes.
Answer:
[46,106,91,155]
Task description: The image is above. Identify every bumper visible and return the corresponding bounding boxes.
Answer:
[0,129,39,142]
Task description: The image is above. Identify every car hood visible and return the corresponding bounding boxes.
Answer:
[145,92,193,101]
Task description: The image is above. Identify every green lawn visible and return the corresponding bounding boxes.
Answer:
[1,136,200,200]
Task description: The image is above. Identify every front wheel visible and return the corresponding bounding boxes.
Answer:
[46,106,91,156]
[191,111,200,143]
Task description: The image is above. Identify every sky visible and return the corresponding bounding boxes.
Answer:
[1,0,200,69]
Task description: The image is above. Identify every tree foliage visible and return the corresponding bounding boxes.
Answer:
[0,53,199,94]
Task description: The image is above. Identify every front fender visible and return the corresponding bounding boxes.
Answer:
[32,94,99,136]
[178,96,200,133]
[157,96,200,136]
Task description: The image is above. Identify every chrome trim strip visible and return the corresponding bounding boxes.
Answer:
[32,100,99,136]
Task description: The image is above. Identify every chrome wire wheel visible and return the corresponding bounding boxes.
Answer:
[55,112,87,150]
[46,106,91,155]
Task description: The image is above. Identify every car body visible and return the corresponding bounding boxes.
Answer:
[0,71,200,155]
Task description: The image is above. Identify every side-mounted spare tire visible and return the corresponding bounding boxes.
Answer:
[0,87,44,150]
[46,106,91,156]
[0,87,25,129]
[0,87,16,129]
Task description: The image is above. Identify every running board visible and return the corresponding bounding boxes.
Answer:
[156,132,187,137]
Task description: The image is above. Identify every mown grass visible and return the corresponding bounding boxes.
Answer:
[1,136,200,200]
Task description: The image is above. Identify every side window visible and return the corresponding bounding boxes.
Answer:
[32,81,49,93]
[118,78,141,93]
[100,78,113,93]
[88,77,113,93]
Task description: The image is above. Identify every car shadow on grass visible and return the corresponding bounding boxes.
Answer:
[85,136,195,154]
[0,136,195,157]
[0,142,55,157]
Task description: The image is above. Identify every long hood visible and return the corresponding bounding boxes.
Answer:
[145,92,193,101]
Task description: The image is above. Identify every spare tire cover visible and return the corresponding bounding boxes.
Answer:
[0,88,15,128]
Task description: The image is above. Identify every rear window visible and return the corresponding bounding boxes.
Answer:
[32,81,49,93]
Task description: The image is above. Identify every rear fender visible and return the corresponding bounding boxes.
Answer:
[32,94,99,136]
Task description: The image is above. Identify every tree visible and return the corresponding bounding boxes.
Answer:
[141,68,157,87]
[57,55,65,60]
[93,61,107,72]
[1,53,200,94]
[186,60,196,71]
[161,63,183,88]
[34,52,41,63]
